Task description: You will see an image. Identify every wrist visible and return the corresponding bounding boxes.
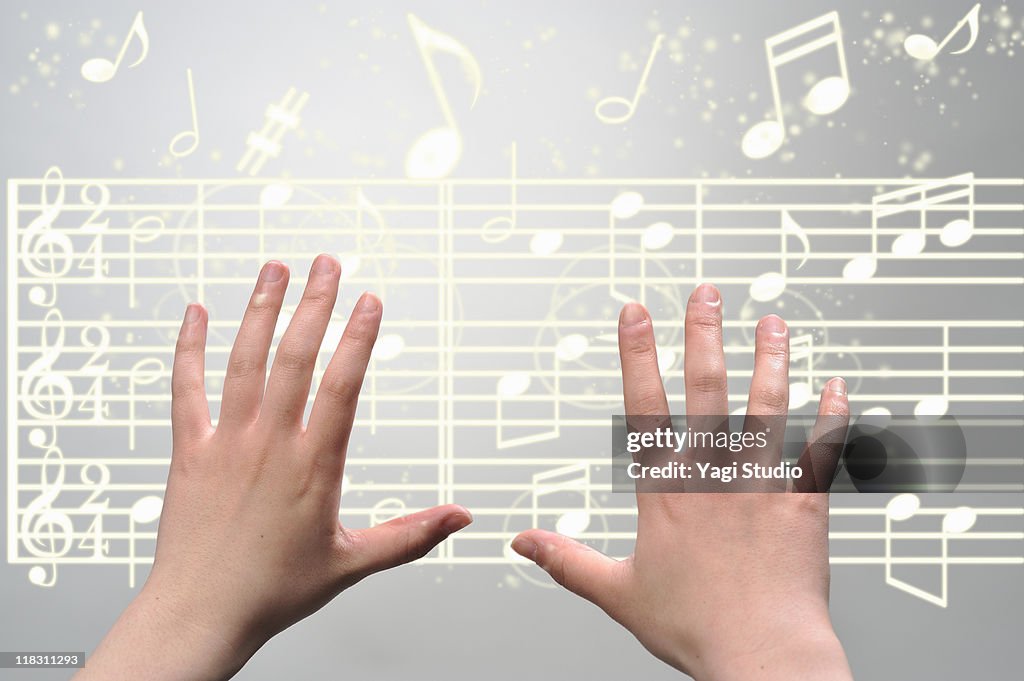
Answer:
[77,583,254,681]
[693,617,851,681]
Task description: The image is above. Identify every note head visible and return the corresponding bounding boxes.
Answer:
[555,510,591,537]
[372,334,406,361]
[842,256,877,281]
[892,231,926,256]
[942,507,977,534]
[788,382,813,410]
[913,396,949,419]
[555,334,589,362]
[642,222,674,250]
[940,218,973,248]
[530,231,564,256]
[81,58,116,84]
[903,34,939,61]
[130,496,163,524]
[741,120,784,159]
[885,493,921,521]
[749,271,786,302]
[803,76,849,116]
[595,96,635,125]
[405,126,461,179]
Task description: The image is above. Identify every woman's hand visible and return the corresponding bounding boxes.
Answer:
[77,255,472,681]
[512,284,853,680]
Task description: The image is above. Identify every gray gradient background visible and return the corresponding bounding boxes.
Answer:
[2,1,1023,679]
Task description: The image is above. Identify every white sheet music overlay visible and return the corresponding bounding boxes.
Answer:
[7,173,1024,605]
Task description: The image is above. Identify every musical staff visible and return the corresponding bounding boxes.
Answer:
[7,173,1023,599]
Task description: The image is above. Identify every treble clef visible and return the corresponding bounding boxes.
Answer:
[21,308,74,422]
[21,166,74,307]
[20,442,74,587]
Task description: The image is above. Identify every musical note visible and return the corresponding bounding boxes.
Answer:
[370,498,408,526]
[496,359,561,449]
[595,33,666,124]
[749,210,810,302]
[904,4,981,61]
[236,88,310,176]
[884,494,978,607]
[608,191,646,303]
[531,463,592,537]
[405,13,481,179]
[128,496,163,588]
[889,174,976,256]
[21,167,73,308]
[741,12,850,159]
[128,358,166,450]
[481,143,518,243]
[169,67,200,158]
[128,215,166,307]
[80,11,149,83]
[844,174,976,280]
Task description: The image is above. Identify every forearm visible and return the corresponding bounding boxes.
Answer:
[75,587,246,681]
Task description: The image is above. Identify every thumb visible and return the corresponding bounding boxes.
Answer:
[512,529,626,613]
[344,504,472,578]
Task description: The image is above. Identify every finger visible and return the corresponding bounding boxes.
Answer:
[511,529,626,614]
[743,315,790,456]
[683,284,728,420]
[171,303,211,445]
[343,505,472,579]
[219,261,289,426]
[306,292,382,464]
[792,377,850,493]
[618,302,670,417]
[263,255,340,425]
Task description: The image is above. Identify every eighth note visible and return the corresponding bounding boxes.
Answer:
[749,210,810,302]
[595,33,666,125]
[81,11,149,83]
[741,12,850,159]
[904,4,981,61]
[405,13,482,179]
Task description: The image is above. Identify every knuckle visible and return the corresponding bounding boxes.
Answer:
[320,374,359,407]
[687,370,727,395]
[226,354,262,380]
[629,388,667,416]
[302,290,335,309]
[688,310,722,334]
[753,384,789,411]
[275,346,314,374]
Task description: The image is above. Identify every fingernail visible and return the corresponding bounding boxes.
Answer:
[760,314,787,338]
[620,302,647,327]
[312,254,338,275]
[442,510,473,534]
[511,536,538,561]
[692,283,720,305]
[261,261,286,282]
[357,291,380,313]
[184,303,201,323]
[827,376,847,395]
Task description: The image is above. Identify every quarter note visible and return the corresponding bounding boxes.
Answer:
[405,13,482,179]
[905,4,981,61]
[595,33,666,124]
[128,496,163,588]
[81,11,149,83]
[741,12,850,159]
[169,67,200,158]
